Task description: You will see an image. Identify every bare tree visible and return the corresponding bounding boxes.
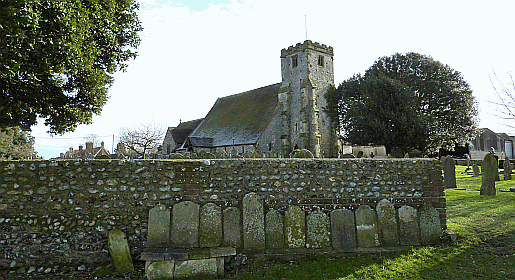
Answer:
[489,70,515,128]
[118,122,165,159]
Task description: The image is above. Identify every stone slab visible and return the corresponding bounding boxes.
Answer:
[355,205,380,247]
[285,205,306,248]
[266,209,285,249]
[442,156,457,189]
[398,205,420,246]
[174,258,218,278]
[306,209,330,249]
[481,153,497,196]
[242,192,265,251]
[147,205,170,248]
[376,199,399,247]
[223,207,242,248]
[171,201,200,248]
[420,204,442,245]
[146,260,175,280]
[199,203,222,247]
[330,208,356,250]
[108,229,134,273]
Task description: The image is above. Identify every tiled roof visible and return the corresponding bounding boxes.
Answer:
[188,83,281,147]
[170,119,203,145]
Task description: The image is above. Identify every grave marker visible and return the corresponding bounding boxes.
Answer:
[481,153,497,196]
[171,201,200,247]
[285,205,306,248]
[398,206,420,246]
[420,204,442,245]
[306,209,330,249]
[108,229,134,273]
[242,193,265,251]
[265,209,285,249]
[355,205,380,247]
[376,199,399,247]
[330,209,357,250]
[199,203,222,247]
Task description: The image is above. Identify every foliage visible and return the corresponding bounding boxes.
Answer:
[0,0,142,134]
[326,53,478,154]
[0,127,36,159]
[118,122,165,159]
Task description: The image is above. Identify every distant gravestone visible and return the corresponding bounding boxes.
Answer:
[265,209,284,249]
[472,164,480,177]
[376,199,399,247]
[306,209,330,249]
[420,204,442,245]
[504,156,512,180]
[199,203,222,247]
[398,206,420,246]
[330,209,357,250]
[355,205,380,247]
[171,201,200,247]
[442,156,457,189]
[481,153,497,196]
[108,229,134,273]
[147,205,170,248]
[223,207,241,248]
[242,192,265,251]
[285,205,306,248]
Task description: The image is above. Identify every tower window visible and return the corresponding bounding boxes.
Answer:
[318,55,325,67]
[292,55,298,69]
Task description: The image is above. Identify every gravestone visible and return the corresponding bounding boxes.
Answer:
[265,209,284,249]
[442,156,456,189]
[355,205,380,247]
[147,205,170,248]
[146,260,175,280]
[242,192,265,251]
[330,208,357,250]
[108,229,134,273]
[171,201,200,247]
[420,204,442,245]
[503,156,512,180]
[285,205,306,248]
[376,199,399,247]
[306,209,330,249]
[199,203,222,247]
[481,153,497,196]
[472,164,480,177]
[398,206,420,246]
[223,207,241,248]
[174,259,218,278]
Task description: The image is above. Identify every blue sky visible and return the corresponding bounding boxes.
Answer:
[31,0,515,158]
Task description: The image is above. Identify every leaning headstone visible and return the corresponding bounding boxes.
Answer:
[199,203,222,247]
[481,153,497,196]
[242,192,265,251]
[330,208,356,250]
[442,155,456,189]
[147,205,170,248]
[472,164,480,177]
[265,209,284,249]
[503,156,512,180]
[376,199,399,247]
[223,207,241,248]
[171,201,200,247]
[285,205,306,248]
[146,260,175,280]
[398,206,420,246]
[419,204,442,245]
[355,205,380,247]
[108,229,134,273]
[306,209,330,249]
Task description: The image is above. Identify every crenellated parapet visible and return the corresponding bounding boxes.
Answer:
[281,40,334,57]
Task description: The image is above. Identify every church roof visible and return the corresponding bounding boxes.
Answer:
[188,83,282,147]
[169,118,203,145]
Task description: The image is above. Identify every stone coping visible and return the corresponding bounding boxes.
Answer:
[141,247,236,261]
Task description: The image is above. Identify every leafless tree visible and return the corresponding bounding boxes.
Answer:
[489,70,515,128]
[118,122,165,159]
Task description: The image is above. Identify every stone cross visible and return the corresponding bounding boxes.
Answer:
[480,153,497,196]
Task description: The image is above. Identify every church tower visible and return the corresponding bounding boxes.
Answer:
[279,40,335,157]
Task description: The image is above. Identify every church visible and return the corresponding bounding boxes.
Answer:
[163,40,339,158]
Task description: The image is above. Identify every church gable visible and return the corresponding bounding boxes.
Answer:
[188,83,282,147]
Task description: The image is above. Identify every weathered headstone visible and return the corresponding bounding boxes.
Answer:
[242,192,265,251]
[223,207,241,248]
[419,204,442,245]
[306,209,330,249]
[503,156,512,180]
[199,203,222,247]
[171,201,200,248]
[376,199,399,247]
[355,205,380,247]
[398,206,420,246]
[285,205,306,248]
[442,155,456,189]
[265,209,284,249]
[147,205,170,248]
[330,208,357,250]
[481,153,497,196]
[174,259,218,278]
[146,260,175,280]
[108,229,134,273]
[472,163,480,177]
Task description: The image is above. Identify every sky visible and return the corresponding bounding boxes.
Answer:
[31,0,515,159]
